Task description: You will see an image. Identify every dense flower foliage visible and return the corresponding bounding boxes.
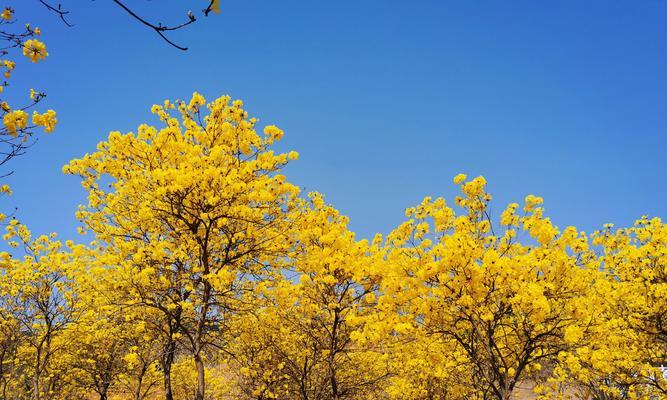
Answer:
[0,93,663,400]
[0,5,662,400]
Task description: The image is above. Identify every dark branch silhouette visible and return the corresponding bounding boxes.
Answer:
[38,0,74,27]
[110,0,197,51]
[38,1,219,51]
[203,0,217,16]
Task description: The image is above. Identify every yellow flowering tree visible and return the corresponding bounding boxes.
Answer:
[62,312,127,400]
[115,328,162,400]
[599,217,666,378]
[552,217,667,399]
[369,174,601,400]
[226,194,389,400]
[65,93,301,400]
[0,302,21,398]
[0,222,82,400]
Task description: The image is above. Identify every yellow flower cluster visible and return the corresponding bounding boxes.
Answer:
[32,109,56,132]
[2,109,27,136]
[1,8,12,21]
[22,39,48,63]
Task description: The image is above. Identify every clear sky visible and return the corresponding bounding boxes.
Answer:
[6,0,667,241]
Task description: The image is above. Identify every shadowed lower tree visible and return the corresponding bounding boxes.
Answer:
[0,224,82,400]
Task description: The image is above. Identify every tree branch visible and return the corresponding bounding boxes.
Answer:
[38,0,74,27]
[110,0,196,51]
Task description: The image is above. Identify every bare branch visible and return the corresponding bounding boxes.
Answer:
[203,0,217,17]
[38,0,74,27]
[111,0,196,51]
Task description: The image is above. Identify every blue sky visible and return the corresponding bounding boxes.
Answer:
[6,0,666,241]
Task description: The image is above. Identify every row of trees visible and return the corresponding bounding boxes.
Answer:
[0,4,665,400]
[0,92,664,400]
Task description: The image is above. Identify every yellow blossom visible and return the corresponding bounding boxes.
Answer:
[3,109,28,136]
[453,173,467,184]
[32,109,57,132]
[1,8,12,20]
[22,39,48,62]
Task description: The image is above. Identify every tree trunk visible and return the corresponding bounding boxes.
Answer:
[194,353,205,400]
[329,310,340,400]
[162,339,176,400]
[193,277,211,400]
[163,366,173,400]
[134,366,145,400]
[32,374,40,400]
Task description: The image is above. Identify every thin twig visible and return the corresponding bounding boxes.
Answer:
[111,0,196,51]
[203,0,217,17]
[38,0,74,27]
